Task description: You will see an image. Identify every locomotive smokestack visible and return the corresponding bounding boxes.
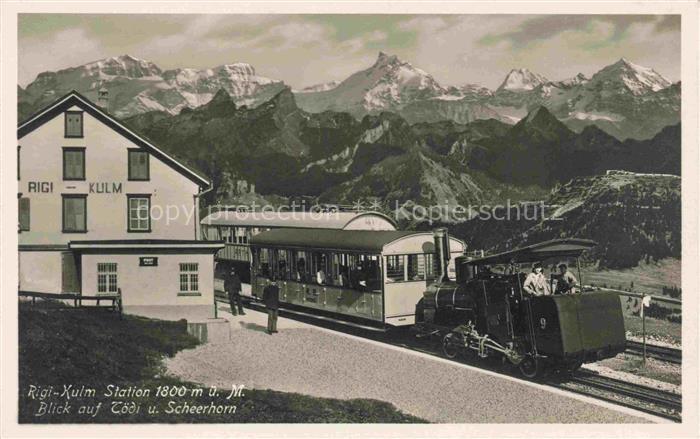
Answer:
[433,228,451,282]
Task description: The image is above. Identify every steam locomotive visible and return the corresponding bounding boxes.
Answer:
[414,229,626,378]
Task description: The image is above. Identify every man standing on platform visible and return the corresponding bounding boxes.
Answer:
[263,278,280,334]
[225,267,245,316]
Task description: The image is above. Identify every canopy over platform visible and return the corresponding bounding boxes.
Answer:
[467,239,597,266]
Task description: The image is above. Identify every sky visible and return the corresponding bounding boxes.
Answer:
[18,14,680,89]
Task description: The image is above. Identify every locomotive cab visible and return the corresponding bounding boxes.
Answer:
[417,235,627,377]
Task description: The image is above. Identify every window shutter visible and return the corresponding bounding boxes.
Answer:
[18,198,30,231]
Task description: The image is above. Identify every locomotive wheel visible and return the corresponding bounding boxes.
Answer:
[442,333,462,359]
[519,354,542,379]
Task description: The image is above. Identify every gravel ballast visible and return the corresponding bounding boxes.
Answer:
[165,308,653,423]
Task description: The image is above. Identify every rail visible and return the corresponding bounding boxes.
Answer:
[19,289,123,319]
[559,370,682,422]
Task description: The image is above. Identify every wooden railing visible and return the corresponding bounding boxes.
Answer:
[583,285,682,305]
[19,289,123,319]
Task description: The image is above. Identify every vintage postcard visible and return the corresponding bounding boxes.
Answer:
[1,1,698,438]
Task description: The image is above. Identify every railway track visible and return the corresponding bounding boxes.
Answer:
[236,300,681,422]
[554,371,682,422]
[625,340,682,364]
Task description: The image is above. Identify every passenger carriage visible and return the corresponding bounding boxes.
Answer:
[200,209,396,285]
[249,228,465,328]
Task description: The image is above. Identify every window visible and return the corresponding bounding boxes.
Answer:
[386,255,406,282]
[128,150,149,181]
[18,196,30,231]
[65,111,83,138]
[127,195,151,232]
[62,195,87,233]
[179,263,199,293]
[220,226,233,243]
[63,148,85,180]
[97,263,118,293]
[234,227,248,244]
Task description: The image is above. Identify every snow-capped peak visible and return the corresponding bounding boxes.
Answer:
[558,73,589,87]
[219,62,257,77]
[592,58,671,95]
[82,54,163,78]
[497,68,549,92]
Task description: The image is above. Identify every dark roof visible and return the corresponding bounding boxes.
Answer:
[18,90,210,188]
[69,239,223,248]
[250,228,416,252]
[467,239,597,265]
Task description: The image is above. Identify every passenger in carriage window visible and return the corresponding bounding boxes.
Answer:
[297,257,306,282]
[338,266,349,287]
[350,265,365,291]
[278,259,288,280]
[316,268,327,285]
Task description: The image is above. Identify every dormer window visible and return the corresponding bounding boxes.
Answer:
[65,111,83,138]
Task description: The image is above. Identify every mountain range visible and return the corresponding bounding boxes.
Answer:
[120,83,679,209]
[19,53,680,141]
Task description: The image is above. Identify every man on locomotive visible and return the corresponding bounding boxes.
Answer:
[523,262,551,296]
[554,263,578,294]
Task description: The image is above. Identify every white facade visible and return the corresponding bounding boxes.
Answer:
[17,91,221,321]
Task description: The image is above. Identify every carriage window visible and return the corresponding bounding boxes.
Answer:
[333,253,351,287]
[276,249,291,280]
[220,226,233,243]
[365,255,381,291]
[425,253,437,280]
[407,254,424,281]
[259,248,270,277]
[386,255,405,282]
[234,227,248,244]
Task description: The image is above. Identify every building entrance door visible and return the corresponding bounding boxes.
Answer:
[61,251,81,293]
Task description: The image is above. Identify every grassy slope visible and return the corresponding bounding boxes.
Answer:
[582,258,681,296]
[18,302,424,423]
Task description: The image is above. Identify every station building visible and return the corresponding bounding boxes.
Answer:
[17,90,223,320]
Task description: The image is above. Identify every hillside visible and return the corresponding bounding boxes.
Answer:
[438,171,681,270]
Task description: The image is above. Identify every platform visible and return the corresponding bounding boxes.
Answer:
[165,304,664,423]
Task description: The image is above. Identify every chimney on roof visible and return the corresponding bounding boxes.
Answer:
[98,87,109,109]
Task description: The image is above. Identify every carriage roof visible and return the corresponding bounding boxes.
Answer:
[249,228,416,252]
[466,238,597,266]
[201,210,396,230]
